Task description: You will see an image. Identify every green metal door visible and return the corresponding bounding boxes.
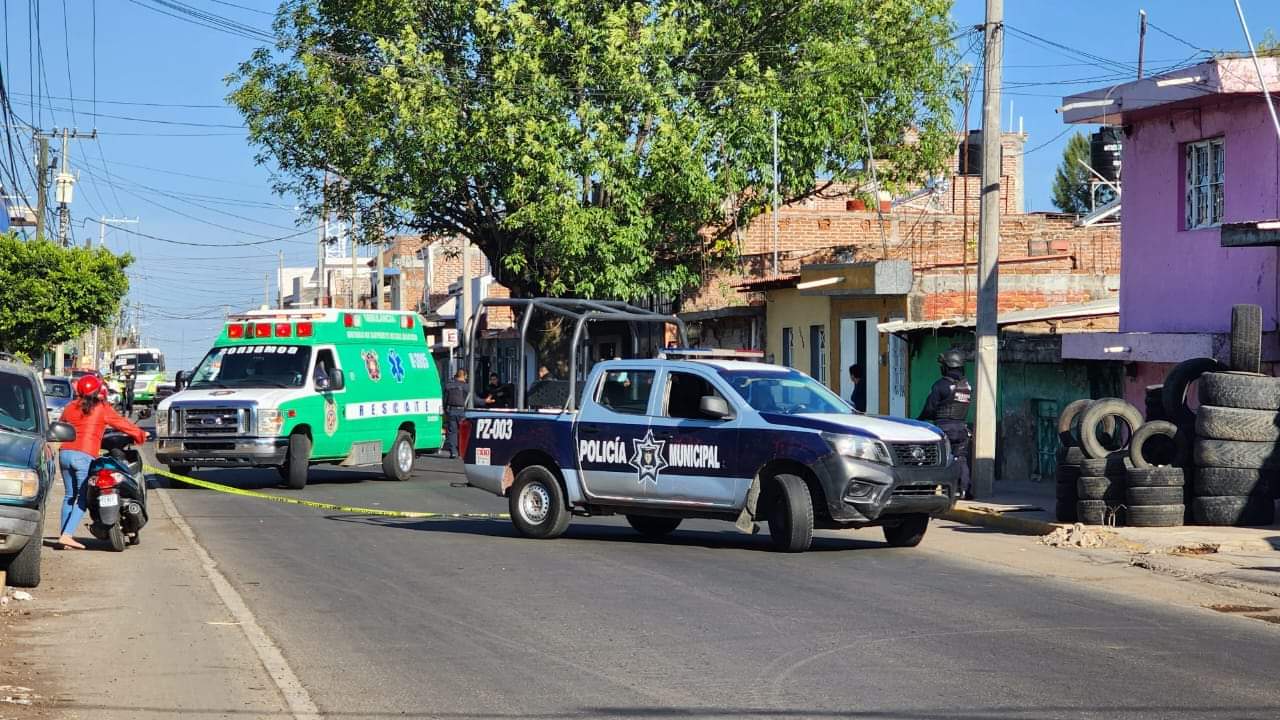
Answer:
[1033,398,1059,481]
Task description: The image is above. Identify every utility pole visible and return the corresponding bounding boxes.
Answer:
[264,273,271,308]
[278,251,285,308]
[375,236,385,310]
[350,220,358,309]
[49,128,97,247]
[1137,10,1148,79]
[460,235,472,368]
[315,172,329,307]
[771,109,780,275]
[974,0,1003,500]
[34,136,49,240]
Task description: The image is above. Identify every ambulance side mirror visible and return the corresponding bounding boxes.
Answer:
[327,368,345,392]
[175,370,190,390]
[699,395,732,420]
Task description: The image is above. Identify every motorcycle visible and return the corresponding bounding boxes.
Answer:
[86,430,151,551]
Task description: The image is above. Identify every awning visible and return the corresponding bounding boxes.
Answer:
[879,298,1118,334]
[678,306,764,322]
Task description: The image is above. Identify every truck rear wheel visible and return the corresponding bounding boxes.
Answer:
[766,474,813,552]
[509,466,570,539]
[625,515,682,538]
[382,430,414,481]
[883,514,929,548]
[285,433,310,490]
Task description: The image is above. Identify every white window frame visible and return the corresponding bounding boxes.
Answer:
[1184,137,1224,230]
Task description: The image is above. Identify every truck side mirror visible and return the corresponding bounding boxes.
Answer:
[175,370,189,390]
[47,421,77,443]
[699,395,732,420]
[328,368,345,392]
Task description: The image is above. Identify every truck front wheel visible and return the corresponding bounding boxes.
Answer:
[883,514,929,548]
[285,433,310,490]
[766,474,813,553]
[509,466,570,539]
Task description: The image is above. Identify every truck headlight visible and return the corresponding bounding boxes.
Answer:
[156,410,169,437]
[942,434,952,462]
[0,468,39,499]
[257,409,284,436]
[822,432,892,465]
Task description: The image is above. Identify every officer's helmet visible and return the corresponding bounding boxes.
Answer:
[938,349,965,369]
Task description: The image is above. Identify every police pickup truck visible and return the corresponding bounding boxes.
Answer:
[461,349,960,552]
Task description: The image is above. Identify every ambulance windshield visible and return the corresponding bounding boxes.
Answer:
[722,369,852,415]
[190,346,313,389]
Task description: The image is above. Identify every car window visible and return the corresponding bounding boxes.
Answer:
[43,380,72,398]
[596,370,655,415]
[0,371,38,432]
[664,371,727,420]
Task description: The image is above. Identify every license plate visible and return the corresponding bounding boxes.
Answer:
[98,494,118,507]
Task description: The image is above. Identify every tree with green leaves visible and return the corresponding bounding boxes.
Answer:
[231,0,959,300]
[0,233,132,359]
[1051,131,1098,216]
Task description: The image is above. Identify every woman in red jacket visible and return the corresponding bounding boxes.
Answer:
[57,375,147,549]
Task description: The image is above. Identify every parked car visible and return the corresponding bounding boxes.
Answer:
[42,376,74,423]
[0,354,76,588]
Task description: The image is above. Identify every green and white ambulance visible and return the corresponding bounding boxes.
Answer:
[156,309,443,489]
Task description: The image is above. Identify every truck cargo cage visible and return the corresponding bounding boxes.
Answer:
[657,348,765,360]
[467,298,688,411]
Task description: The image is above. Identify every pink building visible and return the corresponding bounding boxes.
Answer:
[1061,57,1280,406]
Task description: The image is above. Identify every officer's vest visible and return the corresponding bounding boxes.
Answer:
[936,378,972,421]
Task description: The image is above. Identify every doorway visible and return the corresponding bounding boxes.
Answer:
[840,317,879,414]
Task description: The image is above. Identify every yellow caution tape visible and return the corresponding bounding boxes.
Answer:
[144,464,510,520]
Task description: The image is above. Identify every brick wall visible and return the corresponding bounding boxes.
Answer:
[423,237,493,313]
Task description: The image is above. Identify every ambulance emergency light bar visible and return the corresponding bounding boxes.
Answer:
[223,311,416,340]
[658,348,765,360]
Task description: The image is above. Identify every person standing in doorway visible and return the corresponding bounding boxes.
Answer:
[847,364,867,413]
[443,370,468,459]
[918,349,973,500]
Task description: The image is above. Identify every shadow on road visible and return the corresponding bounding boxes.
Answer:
[324,513,893,553]
[155,466,379,492]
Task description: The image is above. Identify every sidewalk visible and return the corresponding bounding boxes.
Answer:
[942,479,1280,599]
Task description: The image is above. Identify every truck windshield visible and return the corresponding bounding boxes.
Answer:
[189,346,312,389]
[722,369,852,415]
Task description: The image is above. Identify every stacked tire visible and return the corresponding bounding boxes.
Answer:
[1192,370,1279,526]
[1076,452,1129,525]
[1123,420,1190,527]
[1055,446,1084,522]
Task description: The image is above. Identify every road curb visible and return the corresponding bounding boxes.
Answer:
[941,505,1061,535]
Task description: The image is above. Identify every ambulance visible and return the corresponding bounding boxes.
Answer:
[156,309,443,489]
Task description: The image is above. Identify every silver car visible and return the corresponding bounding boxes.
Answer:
[42,377,73,423]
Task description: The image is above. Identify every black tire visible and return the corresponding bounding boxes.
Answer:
[508,466,571,539]
[129,532,142,546]
[1058,401,1117,450]
[1231,304,1263,374]
[107,524,126,552]
[1129,420,1190,468]
[1055,464,1082,482]
[767,474,814,552]
[1079,399,1143,460]
[1201,371,1280,411]
[1144,384,1167,423]
[1,511,43,588]
[1056,446,1085,466]
[1192,495,1276,526]
[1125,465,1185,488]
[1055,497,1077,523]
[1196,405,1280,442]
[1079,452,1128,477]
[285,433,310,490]
[1126,486,1184,505]
[1077,475,1124,502]
[1126,504,1184,527]
[883,514,929,548]
[382,430,415,481]
[1077,500,1106,525]
[1162,358,1226,427]
[625,515,682,538]
[1055,479,1078,500]
[1192,467,1276,497]
[167,465,193,486]
[1194,438,1280,470]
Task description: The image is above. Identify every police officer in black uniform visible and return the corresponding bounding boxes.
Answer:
[918,349,973,500]
[443,370,469,459]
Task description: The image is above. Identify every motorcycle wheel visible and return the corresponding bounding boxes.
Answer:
[107,524,126,552]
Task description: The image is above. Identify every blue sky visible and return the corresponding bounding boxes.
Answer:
[0,0,1275,369]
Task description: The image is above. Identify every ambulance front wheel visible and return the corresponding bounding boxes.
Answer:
[285,433,310,490]
[509,465,571,539]
[383,430,415,481]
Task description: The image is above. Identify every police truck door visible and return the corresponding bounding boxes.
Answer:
[646,369,742,507]
[575,367,655,502]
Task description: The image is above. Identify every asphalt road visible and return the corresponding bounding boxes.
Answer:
[159,456,1280,720]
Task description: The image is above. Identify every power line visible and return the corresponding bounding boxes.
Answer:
[10,91,234,109]
[102,220,319,248]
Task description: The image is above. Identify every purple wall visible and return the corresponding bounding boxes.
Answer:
[1119,97,1280,334]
